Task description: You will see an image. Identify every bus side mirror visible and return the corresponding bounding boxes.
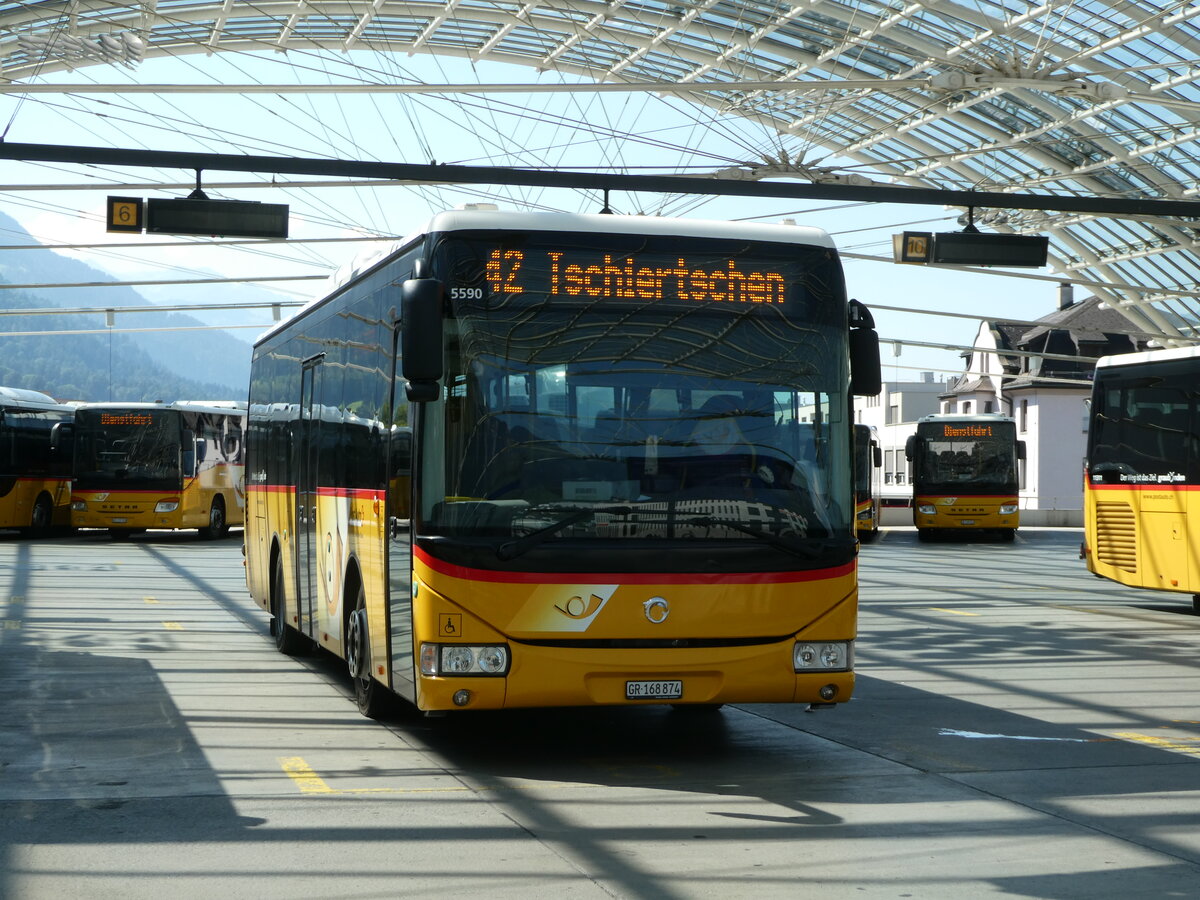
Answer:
[400,278,445,403]
[50,422,72,451]
[195,439,208,463]
[1017,440,1027,460]
[905,435,916,461]
[848,299,882,397]
[872,445,882,468]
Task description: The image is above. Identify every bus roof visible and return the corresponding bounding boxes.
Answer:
[917,413,1015,424]
[1095,345,1200,370]
[74,400,247,417]
[0,385,70,411]
[264,209,839,346]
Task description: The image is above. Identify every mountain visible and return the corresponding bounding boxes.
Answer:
[0,209,257,402]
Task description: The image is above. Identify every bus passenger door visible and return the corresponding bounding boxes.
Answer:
[387,335,416,703]
[297,358,324,638]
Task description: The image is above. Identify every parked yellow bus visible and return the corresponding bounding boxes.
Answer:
[906,413,1023,540]
[0,386,73,535]
[245,209,881,717]
[853,424,882,542]
[71,401,246,538]
[1083,346,1200,613]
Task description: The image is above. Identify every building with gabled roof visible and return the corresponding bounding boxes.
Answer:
[940,288,1153,524]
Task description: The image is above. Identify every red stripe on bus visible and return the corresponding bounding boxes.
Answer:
[414,545,854,585]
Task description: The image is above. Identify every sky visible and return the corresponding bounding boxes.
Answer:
[0,45,1078,380]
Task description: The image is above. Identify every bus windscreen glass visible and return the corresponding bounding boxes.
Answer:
[1089,365,1198,485]
[74,409,183,492]
[419,233,851,565]
[915,421,1018,494]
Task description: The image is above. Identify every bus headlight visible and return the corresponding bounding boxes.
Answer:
[999,503,1018,515]
[71,500,87,511]
[917,504,936,515]
[856,508,873,520]
[419,642,510,676]
[794,641,852,672]
[155,499,180,513]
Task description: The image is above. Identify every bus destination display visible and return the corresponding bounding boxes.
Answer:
[99,413,154,427]
[939,423,994,438]
[485,248,788,305]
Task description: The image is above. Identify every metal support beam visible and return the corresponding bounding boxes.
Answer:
[2,141,1199,218]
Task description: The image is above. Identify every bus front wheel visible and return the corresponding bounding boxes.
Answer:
[202,497,229,540]
[271,554,306,656]
[349,582,393,719]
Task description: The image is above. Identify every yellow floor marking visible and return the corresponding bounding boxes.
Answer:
[927,607,981,616]
[1113,732,1200,756]
[144,597,159,604]
[278,757,336,794]
[276,757,594,797]
[162,621,183,630]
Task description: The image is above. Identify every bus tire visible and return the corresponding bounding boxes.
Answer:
[1001,529,1016,542]
[349,582,393,720]
[859,527,880,544]
[202,497,228,540]
[27,493,54,537]
[271,553,306,656]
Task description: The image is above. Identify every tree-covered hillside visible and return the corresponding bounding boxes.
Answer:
[0,287,243,402]
[0,209,257,401]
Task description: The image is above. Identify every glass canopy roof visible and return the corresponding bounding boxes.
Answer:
[2,1,1199,343]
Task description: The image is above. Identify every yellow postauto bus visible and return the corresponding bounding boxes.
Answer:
[245,209,881,717]
[0,386,74,535]
[906,413,1023,541]
[853,423,882,542]
[71,401,246,538]
[1083,346,1200,613]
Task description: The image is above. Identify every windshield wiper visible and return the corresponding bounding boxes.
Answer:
[496,505,633,561]
[681,516,848,561]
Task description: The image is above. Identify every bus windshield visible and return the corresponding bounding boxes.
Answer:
[418,232,851,560]
[915,420,1018,494]
[74,408,183,492]
[1089,365,1197,485]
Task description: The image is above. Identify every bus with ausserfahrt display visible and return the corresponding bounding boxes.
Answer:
[244,209,881,717]
[71,401,246,538]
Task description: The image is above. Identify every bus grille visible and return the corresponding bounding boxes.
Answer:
[1095,501,1137,573]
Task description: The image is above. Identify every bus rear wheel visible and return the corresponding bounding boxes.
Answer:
[26,493,53,537]
[202,497,228,540]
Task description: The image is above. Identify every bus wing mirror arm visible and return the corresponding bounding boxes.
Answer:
[400,277,445,403]
[848,299,882,397]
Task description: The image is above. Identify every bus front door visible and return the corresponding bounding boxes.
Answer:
[296,359,324,639]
